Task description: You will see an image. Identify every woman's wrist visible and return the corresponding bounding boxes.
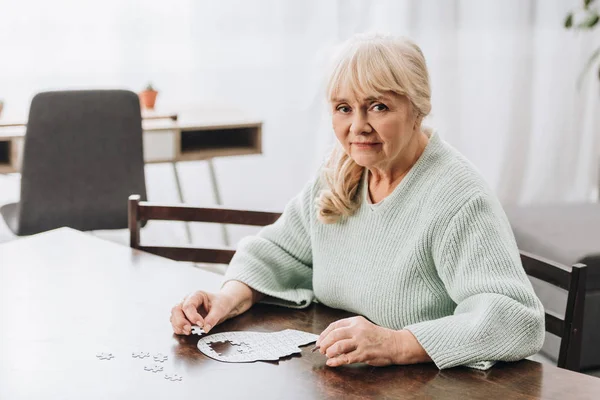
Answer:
[392,329,432,365]
[220,280,264,319]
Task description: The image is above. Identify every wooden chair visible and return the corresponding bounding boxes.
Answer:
[128,195,282,264]
[520,250,587,371]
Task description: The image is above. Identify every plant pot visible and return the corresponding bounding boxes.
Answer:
[139,90,158,110]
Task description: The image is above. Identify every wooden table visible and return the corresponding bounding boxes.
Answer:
[1,228,600,399]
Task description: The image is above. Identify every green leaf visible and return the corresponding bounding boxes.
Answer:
[584,0,595,9]
[578,47,600,88]
[578,12,600,28]
[565,13,574,28]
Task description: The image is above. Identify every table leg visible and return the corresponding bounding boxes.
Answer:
[171,162,193,244]
[207,159,230,246]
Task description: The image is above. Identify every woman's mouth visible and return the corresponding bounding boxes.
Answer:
[352,142,381,149]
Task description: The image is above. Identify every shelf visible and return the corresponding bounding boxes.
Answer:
[0,140,10,165]
[179,126,261,160]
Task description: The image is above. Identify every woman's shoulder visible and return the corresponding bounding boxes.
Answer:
[423,133,499,211]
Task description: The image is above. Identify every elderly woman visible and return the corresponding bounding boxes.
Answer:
[170,33,545,370]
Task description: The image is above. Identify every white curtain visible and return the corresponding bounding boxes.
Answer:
[0,0,598,215]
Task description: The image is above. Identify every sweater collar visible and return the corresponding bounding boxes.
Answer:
[361,130,442,212]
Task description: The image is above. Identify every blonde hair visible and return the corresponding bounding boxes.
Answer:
[317,33,432,224]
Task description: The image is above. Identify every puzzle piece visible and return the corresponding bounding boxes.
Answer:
[96,352,115,361]
[132,351,150,359]
[191,325,206,335]
[153,353,168,363]
[144,364,164,373]
[164,373,183,382]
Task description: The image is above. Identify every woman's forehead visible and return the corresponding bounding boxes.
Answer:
[330,87,397,103]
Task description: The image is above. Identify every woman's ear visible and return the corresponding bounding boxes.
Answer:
[413,113,423,131]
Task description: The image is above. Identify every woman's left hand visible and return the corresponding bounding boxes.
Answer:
[316,316,403,367]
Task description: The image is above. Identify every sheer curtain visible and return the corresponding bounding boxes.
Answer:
[0,0,598,215]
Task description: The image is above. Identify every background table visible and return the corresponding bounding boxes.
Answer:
[1,228,600,399]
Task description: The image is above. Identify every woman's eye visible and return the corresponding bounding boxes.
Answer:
[336,105,351,113]
[372,103,388,112]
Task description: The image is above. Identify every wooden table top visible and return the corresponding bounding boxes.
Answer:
[1,228,599,399]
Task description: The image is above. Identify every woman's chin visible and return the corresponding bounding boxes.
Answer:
[351,155,381,168]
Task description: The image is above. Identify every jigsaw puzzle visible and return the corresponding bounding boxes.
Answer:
[196,329,318,363]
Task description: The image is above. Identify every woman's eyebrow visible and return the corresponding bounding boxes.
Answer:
[331,96,389,103]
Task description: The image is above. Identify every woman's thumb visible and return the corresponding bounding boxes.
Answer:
[203,304,227,333]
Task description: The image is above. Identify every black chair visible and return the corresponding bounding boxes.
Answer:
[520,250,587,371]
[506,204,600,369]
[0,90,147,235]
[128,194,281,264]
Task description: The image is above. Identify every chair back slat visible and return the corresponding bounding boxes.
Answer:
[520,251,587,372]
[138,202,281,226]
[520,251,571,290]
[544,311,565,337]
[128,194,281,266]
[139,245,236,264]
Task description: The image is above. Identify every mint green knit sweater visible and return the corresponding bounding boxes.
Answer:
[224,132,545,370]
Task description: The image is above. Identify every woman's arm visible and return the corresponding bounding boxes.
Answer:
[223,179,317,308]
[404,194,545,370]
[219,280,265,321]
[172,179,317,336]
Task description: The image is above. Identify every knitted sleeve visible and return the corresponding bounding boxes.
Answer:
[404,194,545,370]
[222,179,316,308]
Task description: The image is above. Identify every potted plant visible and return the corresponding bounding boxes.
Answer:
[565,0,600,85]
[139,83,158,110]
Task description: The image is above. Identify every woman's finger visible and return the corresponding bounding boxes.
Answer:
[316,318,353,346]
[170,304,192,335]
[318,325,354,355]
[326,349,362,367]
[182,291,209,327]
[324,339,357,359]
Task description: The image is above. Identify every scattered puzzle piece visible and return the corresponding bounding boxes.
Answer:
[164,373,183,382]
[144,364,164,373]
[96,352,115,361]
[132,351,150,359]
[153,353,168,363]
[191,325,205,335]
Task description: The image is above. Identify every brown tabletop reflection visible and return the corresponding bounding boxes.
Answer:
[1,228,599,399]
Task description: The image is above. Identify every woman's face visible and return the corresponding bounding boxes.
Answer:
[330,88,420,170]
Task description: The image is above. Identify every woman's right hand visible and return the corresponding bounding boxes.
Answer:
[170,290,234,335]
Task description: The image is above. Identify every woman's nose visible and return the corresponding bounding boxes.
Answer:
[350,112,373,136]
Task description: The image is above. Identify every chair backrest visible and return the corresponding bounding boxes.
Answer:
[128,195,282,264]
[520,251,587,371]
[16,90,147,235]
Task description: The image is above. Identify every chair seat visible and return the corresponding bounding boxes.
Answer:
[0,202,18,235]
[504,203,600,290]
